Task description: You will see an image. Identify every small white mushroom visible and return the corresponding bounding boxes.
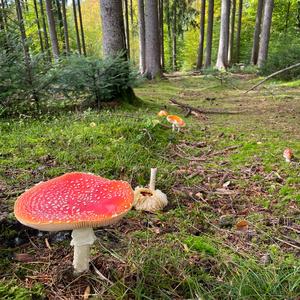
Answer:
[134,168,168,212]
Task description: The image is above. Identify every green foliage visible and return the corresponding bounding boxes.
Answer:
[0,280,44,300]
[184,236,218,255]
[260,34,300,80]
[51,54,140,106]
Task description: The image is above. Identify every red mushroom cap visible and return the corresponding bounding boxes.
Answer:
[283,148,293,160]
[14,172,134,231]
[166,115,186,127]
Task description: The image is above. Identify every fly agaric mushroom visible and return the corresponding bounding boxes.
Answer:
[14,172,133,273]
[166,115,186,132]
[134,168,168,212]
[283,148,293,162]
[157,110,168,117]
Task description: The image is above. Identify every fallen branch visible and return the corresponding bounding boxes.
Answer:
[245,62,300,93]
[170,99,242,115]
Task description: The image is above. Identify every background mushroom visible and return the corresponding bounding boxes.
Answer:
[166,115,186,132]
[134,168,168,212]
[14,172,134,273]
[157,110,168,117]
[283,148,293,162]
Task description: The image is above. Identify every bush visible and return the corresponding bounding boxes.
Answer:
[51,54,139,107]
[260,35,300,80]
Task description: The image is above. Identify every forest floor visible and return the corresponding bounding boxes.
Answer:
[0,74,300,299]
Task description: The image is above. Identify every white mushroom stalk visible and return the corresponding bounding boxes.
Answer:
[70,228,97,273]
[134,168,168,212]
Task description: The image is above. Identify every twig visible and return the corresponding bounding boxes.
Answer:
[245,62,300,93]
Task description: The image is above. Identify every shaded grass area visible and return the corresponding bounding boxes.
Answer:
[0,75,300,299]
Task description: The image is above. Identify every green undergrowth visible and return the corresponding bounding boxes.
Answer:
[1,75,300,299]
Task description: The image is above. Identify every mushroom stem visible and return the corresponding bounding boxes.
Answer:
[172,124,176,131]
[71,227,97,273]
[149,168,157,190]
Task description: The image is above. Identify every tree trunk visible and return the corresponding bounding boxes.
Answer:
[15,0,38,102]
[39,0,51,60]
[45,0,59,60]
[235,0,243,63]
[33,0,44,53]
[137,0,146,73]
[55,0,64,43]
[285,1,291,32]
[144,0,161,78]
[0,0,4,31]
[216,0,230,70]
[257,0,274,68]
[172,0,177,71]
[77,0,86,56]
[228,0,236,64]
[100,0,127,57]
[61,0,70,54]
[72,0,81,54]
[196,0,206,70]
[124,0,130,58]
[204,0,214,68]
[166,0,172,68]
[159,0,165,70]
[251,0,264,65]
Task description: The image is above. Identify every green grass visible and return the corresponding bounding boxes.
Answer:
[1,74,300,299]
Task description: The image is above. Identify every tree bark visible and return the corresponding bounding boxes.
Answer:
[144,0,161,78]
[235,0,243,63]
[166,0,172,68]
[285,1,291,32]
[55,0,64,43]
[33,0,44,53]
[172,0,177,71]
[216,0,230,70]
[196,0,206,70]
[251,0,264,65]
[159,0,165,70]
[204,0,214,68]
[124,0,130,58]
[72,0,81,54]
[228,0,236,64]
[77,0,86,56]
[45,0,60,60]
[257,0,274,68]
[137,0,146,73]
[61,0,70,54]
[100,0,127,57]
[39,0,51,60]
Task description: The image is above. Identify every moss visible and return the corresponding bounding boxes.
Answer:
[184,236,217,256]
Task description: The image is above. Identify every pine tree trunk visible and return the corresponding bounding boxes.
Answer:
[100,0,127,57]
[166,0,172,68]
[77,0,86,56]
[72,0,81,54]
[45,0,60,59]
[216,0,230,70]
[257,0,274,68]
[61,0,70,54]
[144,0,161,78]
[285,1,291,32]
[235,0,243,63]
[55,0,64,43]
[33,0,44,53]
[16,0,38,102]
[228,0,236,64]
[204,0,214,68]
[159,0,165,71]
[124,0,130,58]
[39,0,51,60]
[0,0,4,31]
[137,0,146,73]
[172,0,177,71]
[196,0,206,70]
[251,0,264,65]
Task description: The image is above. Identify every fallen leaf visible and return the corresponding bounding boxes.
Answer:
[83,285,90,300]
[236,220,249,231]
[14,253,34,262]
